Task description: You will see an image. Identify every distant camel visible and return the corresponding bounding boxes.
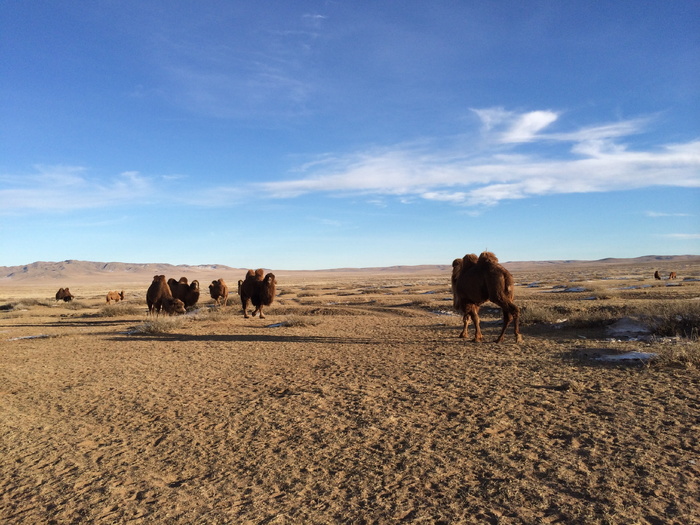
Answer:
[55,287,74,302]
[106,290,124,303]
[208,279,229,306]
[654,271,661,280]
[451,251,522,343]
[669,272,677,280]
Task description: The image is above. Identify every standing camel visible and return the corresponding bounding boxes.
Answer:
[451,251,522,343]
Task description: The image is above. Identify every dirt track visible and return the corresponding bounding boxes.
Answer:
[1,268,699,523]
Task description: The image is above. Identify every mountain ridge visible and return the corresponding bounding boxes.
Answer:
[1,255,698,285]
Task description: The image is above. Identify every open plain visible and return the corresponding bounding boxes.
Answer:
[1,257,699,524]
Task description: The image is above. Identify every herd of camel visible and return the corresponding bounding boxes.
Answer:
[53,254,680,342]
[54,269,278,320]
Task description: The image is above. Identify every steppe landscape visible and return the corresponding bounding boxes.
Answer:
[1,256,699,524]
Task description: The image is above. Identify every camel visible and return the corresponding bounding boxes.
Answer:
[209,278,228,306]
[239,269,276,318]
[106,290,124,303]
[451,251,522,343]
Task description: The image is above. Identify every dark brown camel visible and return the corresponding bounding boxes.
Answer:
[451,251,522,343]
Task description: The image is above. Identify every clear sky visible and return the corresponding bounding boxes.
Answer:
[1,1,698,270]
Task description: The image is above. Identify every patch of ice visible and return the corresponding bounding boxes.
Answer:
[606,318,651,337]
[8,334,51,341]
[596,351,658,362]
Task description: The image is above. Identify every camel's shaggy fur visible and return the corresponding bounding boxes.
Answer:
[239,269,276,318]
[451,251,522,343]
[146,275,172,315]
[251,273,277,319]
[106,290,124,303]
[169,277,200,308]
[208,279,228,306]
[55,287,74,302]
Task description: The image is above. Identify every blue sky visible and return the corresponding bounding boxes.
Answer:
[1,1,698,270]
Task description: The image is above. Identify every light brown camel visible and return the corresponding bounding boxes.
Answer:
[451,251,522,343]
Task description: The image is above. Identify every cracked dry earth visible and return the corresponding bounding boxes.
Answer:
[1,272,699,524]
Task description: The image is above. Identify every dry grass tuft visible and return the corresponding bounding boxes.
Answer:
[654,340,700,368]
[99,303,142,317]
[190,306,232,322]
[62,301,91,310]
[131,316,186,334]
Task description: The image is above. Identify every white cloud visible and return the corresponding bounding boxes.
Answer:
[646,211,693,218]
[471,107,559,143]
[5,110,700,215]
[501,110,559,143]
[257,109,700,207]
[0,166,158,213]
[662,233,700,240]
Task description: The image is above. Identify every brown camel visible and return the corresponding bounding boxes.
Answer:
[451,251,522,343]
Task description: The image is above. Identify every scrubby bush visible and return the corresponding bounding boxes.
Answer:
[99,304,142,317]
[131,317,185,334]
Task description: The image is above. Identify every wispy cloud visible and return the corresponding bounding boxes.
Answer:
[258,109,700,206]
[645,211,694,218]
[4,110,700,215]
[150,11,325,119]
[472,107,560,143]
[0,166,159,213]
[661,233,700,240]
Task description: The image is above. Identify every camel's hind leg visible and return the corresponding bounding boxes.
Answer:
[511,303,523,342]
[495,301,523,343]
[471,307,483,342]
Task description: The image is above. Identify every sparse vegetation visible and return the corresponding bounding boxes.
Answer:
[99,303,142,317]
[281,315,322,327]
[2,260,700,524]
[131,316,186,334]
[62,300,91,310]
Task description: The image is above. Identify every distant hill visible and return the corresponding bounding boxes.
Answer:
[0,255,698,286]
[0,260,242,285]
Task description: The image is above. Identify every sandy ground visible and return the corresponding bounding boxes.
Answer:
[1,263,699,524]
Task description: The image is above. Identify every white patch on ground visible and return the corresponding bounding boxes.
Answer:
[606,317,651,337]
[8,334,51,341]
[596,351,658,362]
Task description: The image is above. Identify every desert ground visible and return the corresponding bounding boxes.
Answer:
[1,258,699,524]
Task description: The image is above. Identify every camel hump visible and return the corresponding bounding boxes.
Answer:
[477,251,499,265]
[463,253,479,265]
